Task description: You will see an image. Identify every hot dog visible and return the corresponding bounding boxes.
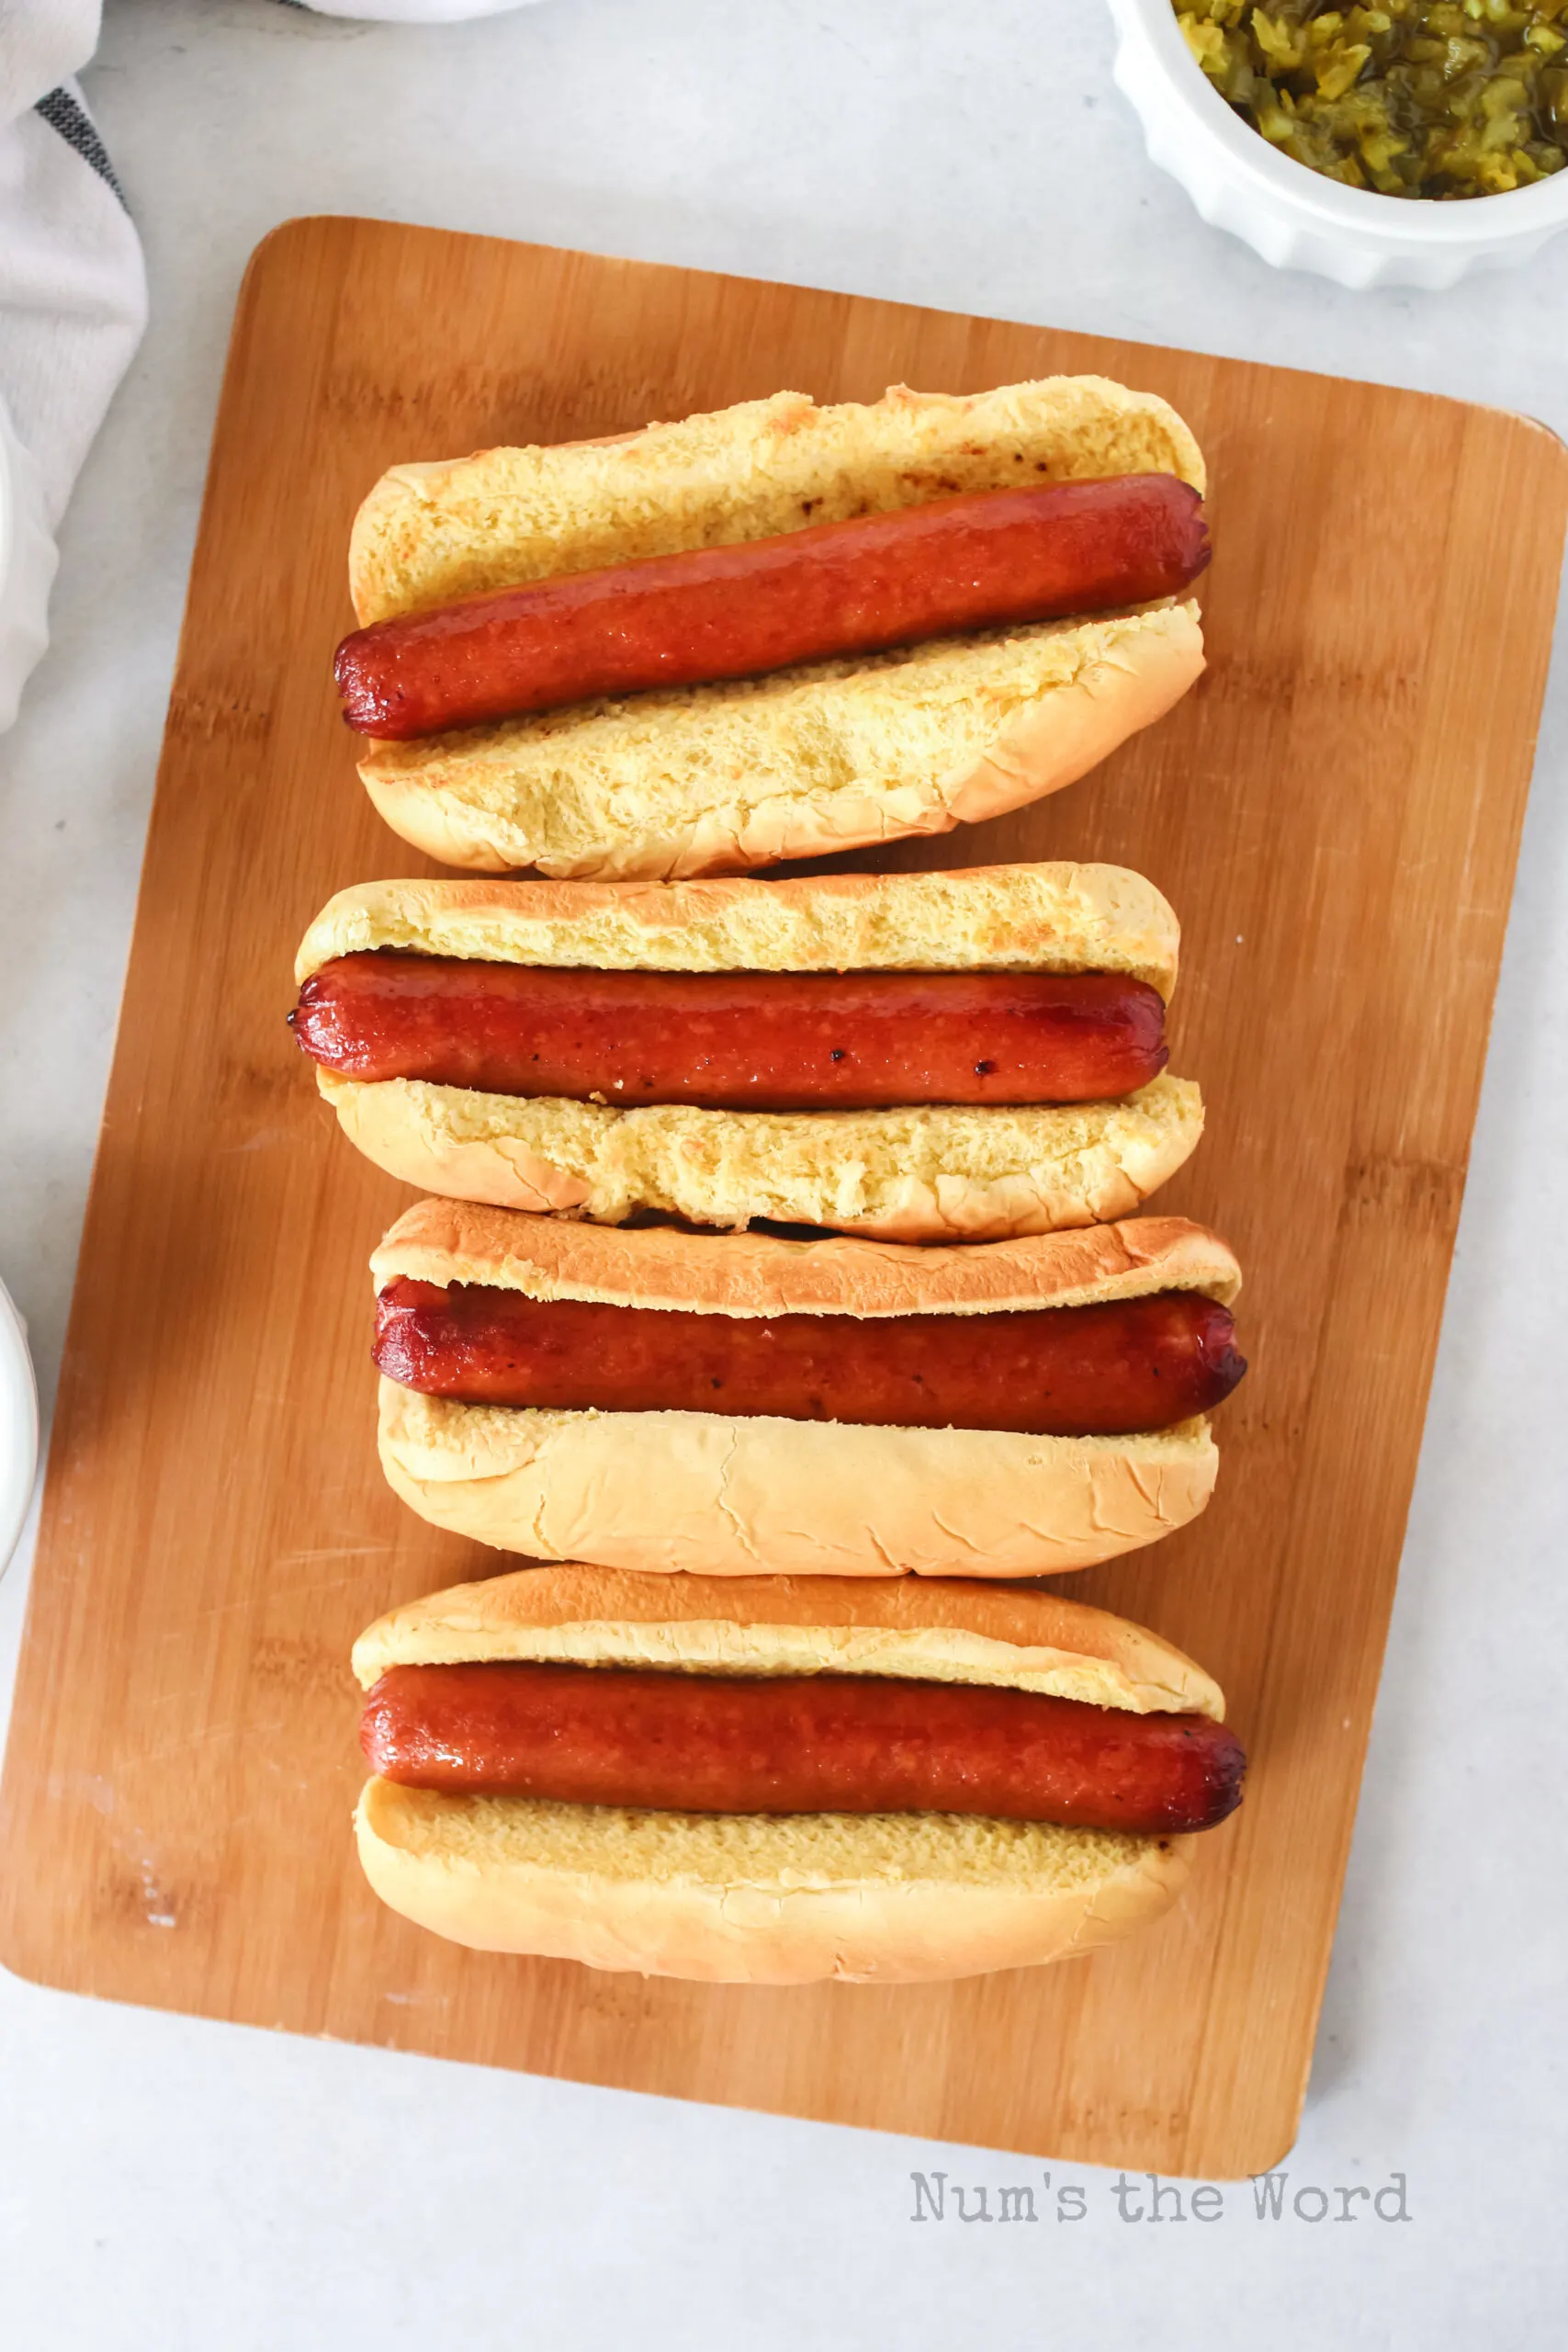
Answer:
[336,475,1210,740]
[352,1564,1245,1982]
[291,959,1169,1110]
[373,1277,1244,1434]
[294,865,1204,1240]
[362,1660,1246,1834]
[345,378,1208,879]
[371,1200,1245,1578]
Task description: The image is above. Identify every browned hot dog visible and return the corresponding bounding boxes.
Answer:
[334,474,1211,739]
[361,1661,1247,1836]
[291,957,1169,1109]
[373,1279,1245,1435]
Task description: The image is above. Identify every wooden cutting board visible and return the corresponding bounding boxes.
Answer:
[2,218,1562,2179]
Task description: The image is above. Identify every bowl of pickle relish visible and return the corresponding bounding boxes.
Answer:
[1110,0,1568,283]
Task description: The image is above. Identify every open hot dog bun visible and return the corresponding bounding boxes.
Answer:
[377,1386,1219,1580]
[368,1194,1242,1316]
[347,379,1206,878]
[352,1566,1224,1981]
[351,1562,1226,1705]
[296,863,1204,1240]
[355,1781,1195,1984]
[327,1071,1202,1241]
[356,607,1203,881]
[350,380,1205,622]
[295,862,1182,996]
[373,1202,1238,1577]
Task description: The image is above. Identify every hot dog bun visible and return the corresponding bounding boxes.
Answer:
[351,380,1204,622]
[295,863,1182,997]
[355,1783,1194,1982]
[323,1071,1202,1241]
[356,606,1203,881]
[298,865,1204,1239]
[372,1204,1235,1577]
[378,1383,1218,1579]
[352,1565,1222,1980]
[324,1071,1202,1241]
[346,379,1206,878]
[370,1195,1242,1316]
[352,1561,1226,1708]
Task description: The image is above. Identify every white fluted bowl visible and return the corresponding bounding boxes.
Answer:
[0,1280,39,1580]
[1109,0,1568,289]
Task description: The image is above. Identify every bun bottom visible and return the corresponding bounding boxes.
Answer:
[355,603,1204,882]
[355,1779,1193,1983]
[321,1069,1204,1243]
[378,1381,1220,1578]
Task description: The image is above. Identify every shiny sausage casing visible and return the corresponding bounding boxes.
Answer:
[373,1279,1246,1435]
[334,474,1211,738]
[291,956,1169,1110]
[361,1661,1247,1836]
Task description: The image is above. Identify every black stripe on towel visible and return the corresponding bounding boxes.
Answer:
[34,87,128,211]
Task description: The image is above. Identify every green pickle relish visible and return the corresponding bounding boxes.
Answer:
[1175,2,1568,196]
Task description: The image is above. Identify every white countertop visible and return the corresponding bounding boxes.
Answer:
[3,3,1566,2343]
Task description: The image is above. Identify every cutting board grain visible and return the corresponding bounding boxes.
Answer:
[3,220,1563,2178]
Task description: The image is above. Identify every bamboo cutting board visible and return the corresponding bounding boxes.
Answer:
[2,219,1563,2179]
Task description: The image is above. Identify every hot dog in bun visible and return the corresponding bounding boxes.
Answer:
[352,1564,1246,1983]
[371,1201,1245,1577]
[291,862,1204,1240]
[339,379,1208,878]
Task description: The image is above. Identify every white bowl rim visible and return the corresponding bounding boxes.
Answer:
[1115,0,1568,242]
[0,1278,40,1581]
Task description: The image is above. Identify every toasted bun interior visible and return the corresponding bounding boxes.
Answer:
[349,379,1206,624]
[353,1780,1194,1982]
[295,861,1180,997]
[369,1199,1241,1317]
[354,603,1203,881]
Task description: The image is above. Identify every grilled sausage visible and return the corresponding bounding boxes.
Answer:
[361,1661,1247,1835]
[373,1278,1246,1435]
[292,958,1169,1109]
[334,473,1211,738]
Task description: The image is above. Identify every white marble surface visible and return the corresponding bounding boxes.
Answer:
[2,3,1566,2342]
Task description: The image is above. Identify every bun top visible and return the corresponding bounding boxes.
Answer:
[352,1562,1226,1719]
[348,376,1206,623]
[295,863,1180,999]
[370,1197,1242,1317]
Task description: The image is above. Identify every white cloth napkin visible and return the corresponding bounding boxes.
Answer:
[0,3,145,727]
[0,0,543,731]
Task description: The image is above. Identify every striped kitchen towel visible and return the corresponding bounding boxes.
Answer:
[0,2,144,729]
[0,0,543,731]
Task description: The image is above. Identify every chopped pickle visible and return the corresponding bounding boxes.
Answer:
[1175,1,1568,195]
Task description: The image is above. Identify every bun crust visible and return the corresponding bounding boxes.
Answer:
[370,1198,1242,1317]
[351,1562,1227,1717]
[356,604,1203,880]
[320,1069,1204,1240]
[295,861,1181,998]
[377,1379,1219,1577]
[349,378,1206,623]
[354,1780,1194,1983]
